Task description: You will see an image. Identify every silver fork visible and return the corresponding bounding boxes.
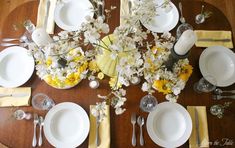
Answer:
[2,35,27,42]
[0,43,20,47]
[131,113,136,146]
[32,114,39,147]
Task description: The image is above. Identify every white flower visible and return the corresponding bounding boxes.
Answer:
[166,94,178,102]
[115,107,126,115]
[172,87,181,95]
[141,82,149,92]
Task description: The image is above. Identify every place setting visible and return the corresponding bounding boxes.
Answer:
[0,0,235,147]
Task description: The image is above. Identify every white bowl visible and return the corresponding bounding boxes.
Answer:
[54,0,94,31]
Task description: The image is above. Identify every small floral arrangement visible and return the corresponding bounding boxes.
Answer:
[141,32,193,102]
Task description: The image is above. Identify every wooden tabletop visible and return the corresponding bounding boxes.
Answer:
[0,0,235,148]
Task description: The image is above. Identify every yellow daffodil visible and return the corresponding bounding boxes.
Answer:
[46,57,52,67]
[88,61,100,72]
[153,80,172,95]
[97,72,104,80]
[109,77,122,90]
[44,75,60,87]
[65,73,80,86]
[179,64,193,81]
[77,62,88,74]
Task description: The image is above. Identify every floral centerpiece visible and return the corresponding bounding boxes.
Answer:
[26,0,193,118]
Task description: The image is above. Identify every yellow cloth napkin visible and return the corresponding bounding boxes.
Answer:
[37,0,57,34]
[88,105,110,148]
[0,87,31,107]
[195,30,234,48]
[0,142,8,148]
[120,0,130,25]
[187,106,209,148]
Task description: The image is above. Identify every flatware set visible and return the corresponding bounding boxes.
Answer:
[131,113,145,147]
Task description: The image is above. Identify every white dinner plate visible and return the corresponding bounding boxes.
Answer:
[0,46,35,88]
[147,102,192,148]
[44,102,90,148]
[199,46,235,87]
[54,0,94,31]
[141,1,179,33]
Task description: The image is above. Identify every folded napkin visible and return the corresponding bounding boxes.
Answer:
[0,87,31,107]
[195,30,234,48]
[120,0,130,25]
[187,106,209,148]
[0,143,8,148]
[0,142,8,148]
[88,105,110,148]
[37,0,57,34]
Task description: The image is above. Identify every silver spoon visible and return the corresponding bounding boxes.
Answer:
[38,116,44,147]
[213,94,235,100]
[213,88,235,95]
[179,2,185,23]
[195,5,205,24]
[137,116,144,146]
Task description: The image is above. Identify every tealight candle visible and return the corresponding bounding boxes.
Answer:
[174,30,197,55]
[131,77,141,85]
[32,28,53,47]
[89,79,100,89]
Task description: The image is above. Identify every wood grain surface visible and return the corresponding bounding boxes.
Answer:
[0,0,235,148]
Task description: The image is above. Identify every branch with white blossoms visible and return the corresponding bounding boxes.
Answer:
[91,89,127,120]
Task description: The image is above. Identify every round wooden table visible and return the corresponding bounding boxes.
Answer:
[0,0,234,147]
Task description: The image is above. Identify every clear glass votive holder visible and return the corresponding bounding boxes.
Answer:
[140,94,158,112]
[32,93,55,110]
[13,110,32,120]
[193,75,216,93]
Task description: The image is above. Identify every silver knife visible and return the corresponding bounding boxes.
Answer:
[194,108,201,147]
[197,38,231,42]
[0,93,28,98]
[96,115,101,146]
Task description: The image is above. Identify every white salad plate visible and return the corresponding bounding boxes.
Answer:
[147,102,192,148]
[141,0,179,33]
[54,0,94,31]
[199,45,235,87]
[0,46,35,88]
[43,102,90,148]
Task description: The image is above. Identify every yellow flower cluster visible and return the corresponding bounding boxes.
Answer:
[109,77,122,90]
[44,62,88,88]
[89,61,100,73]
[178,64,193,81]
[152,80,172,95]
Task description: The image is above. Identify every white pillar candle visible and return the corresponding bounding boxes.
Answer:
[174,30,197,55]
[32,28,53,47]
